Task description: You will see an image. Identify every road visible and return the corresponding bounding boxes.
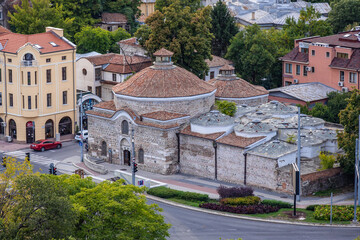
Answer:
[148,199,360,240]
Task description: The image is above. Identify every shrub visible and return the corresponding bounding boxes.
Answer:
[220,196,261,206]
[147,186,209,202]
[215,100,237,116]
[217,185,253,199]
[306,204,320,211]
[313,205,360,221]
[261,200,293,209]
[200,203,279,214]
[319,151,336,170]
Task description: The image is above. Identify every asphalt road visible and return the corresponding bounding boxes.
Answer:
[148,199,360,240]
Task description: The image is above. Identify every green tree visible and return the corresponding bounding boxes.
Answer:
[137,0,213,78]
[8,0,74,37]
[134,24,152,46]
[337,89,360,174]
[75,26,130,54]
[210,1,238,57]
[226,24,276,84]
[328,0,360,33]
[215,100,237,117]
[155,0,201,13]
[70,179,170,240]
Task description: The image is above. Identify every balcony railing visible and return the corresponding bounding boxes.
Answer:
[21,60,38,67]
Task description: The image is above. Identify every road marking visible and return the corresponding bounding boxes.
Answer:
[5,150,60,165]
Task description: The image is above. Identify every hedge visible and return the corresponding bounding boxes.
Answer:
[305,204,320,211]
[147,186,209,202]
[314,205,360,221]
[220,196,261,206]
[261,200,293,209]
[200,203,279,214]
[217,185,253,199]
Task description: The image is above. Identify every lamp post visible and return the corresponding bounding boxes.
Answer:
[131,128,135,185]
[80,91,84,163]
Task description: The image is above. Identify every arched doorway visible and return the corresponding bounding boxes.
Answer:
[45,119,54,139]
[123,150,131,166]
[120,138,131,165]
[59,117,72,135]
[26,121,35,143]
[9,119,16,140]
[0,118,4,135]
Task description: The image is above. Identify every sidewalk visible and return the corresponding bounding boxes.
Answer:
[74,159,355,207]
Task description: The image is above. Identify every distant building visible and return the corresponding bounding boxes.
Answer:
[280,29,360,91]
[118,37,147,57]
[205,55,233,81]
[98,13,130,32]
[138,0,156,24]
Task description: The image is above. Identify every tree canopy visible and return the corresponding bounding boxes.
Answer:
[328,0,360,33]
[136,0,213,79]
[215,100,237,117]
[210,1,238,57]
[155,0,201,13]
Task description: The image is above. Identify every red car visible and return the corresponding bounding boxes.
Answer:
[30,139,62,152]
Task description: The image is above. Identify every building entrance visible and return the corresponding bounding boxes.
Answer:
[26,121,35,143]
[123,150,131,166]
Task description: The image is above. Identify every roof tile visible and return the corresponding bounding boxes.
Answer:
[142,111,188,121]
[217,133,264,148]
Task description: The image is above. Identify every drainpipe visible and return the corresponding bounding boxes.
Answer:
[72,49,76,135]
[243,152,247,185]
[176,132,180,163]
[358,69,359,90]
[213,141,217,180]
[3,52,7,137]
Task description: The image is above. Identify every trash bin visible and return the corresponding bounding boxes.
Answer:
[55,133,60,142]
[6,136,12,142]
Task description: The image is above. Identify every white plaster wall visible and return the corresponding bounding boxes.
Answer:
[217,144,245,184]
[76,58,95,94]
[301,144,322,159]
[190,123,234,135]
[205,66,221,81]
[277,151,297,168]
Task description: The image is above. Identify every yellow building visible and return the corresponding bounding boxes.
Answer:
[138,0,156,23]
[0,27,76,143]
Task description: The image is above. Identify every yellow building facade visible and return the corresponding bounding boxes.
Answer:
[0,27,76,143]
[139,0,155,20]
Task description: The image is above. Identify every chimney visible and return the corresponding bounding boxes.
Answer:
[45,27,64,37]
[251,12,255,20]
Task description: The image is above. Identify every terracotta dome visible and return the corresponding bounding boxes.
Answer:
[112,50,215,98]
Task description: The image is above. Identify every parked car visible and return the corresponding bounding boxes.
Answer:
[30,140,62,152]
[75,130,88,141]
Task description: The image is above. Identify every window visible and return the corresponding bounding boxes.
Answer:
[28,96,31,110]
[0,68,2,82]
[121,120,129,134]
[312,67,315,73]
[62,67,67,81]
[337,52,349,59]
[107,26,112,31]
[95,68,101,81]
[112,73,116,81]
[340,71,344,81]
[46,58,51,63]
[138,148,144,164]
[326,52,330,58]
[95,86,101,98]
[9,93,13,107]
[303,66,307,76]
[82,68,87,75]
[22,95,24,109]
[35,95,37,109]
[285,81,292,86]
[7,58,11,63]
[63,91,67,105]
[296,65,300,75]
[8,69,12,83]
[21,71,23,84]
[350,72,357,83]
[27,72,31,85]
[210,71,215,79]
[87,86,92,92]
[301,48,308,53]
[311,50,315,56]
[101,141,107,156]
[0,92,2,106]
[35,71,37,84]
[47,93,51,107]
[46,69,51,83]
[62,56,66,60]
[285,63,292,74]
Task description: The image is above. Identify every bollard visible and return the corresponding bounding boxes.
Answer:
[25,152,30,162]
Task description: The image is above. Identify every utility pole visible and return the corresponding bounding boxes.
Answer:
[80,91,84,162]
[131,128,135,185]
[297,107,301,202]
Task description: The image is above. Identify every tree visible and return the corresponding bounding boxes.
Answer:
[155,0,201,13]
[137,0,213,78]
[70,179,170,240]
[8,0,74,37]
[328,0,360,33]
[134,24,151,46]
[215,100,237,117]
[210,1,238,57]
[75,26,130,54]
[226,24,276,84]
[337,89,360,175]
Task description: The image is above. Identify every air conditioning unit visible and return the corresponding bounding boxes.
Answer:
[342,87,349,92]
[293,79,299,84]
[305,66,312,72]
[338,81,344,87]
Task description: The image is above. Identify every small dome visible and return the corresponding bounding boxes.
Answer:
[153,48,174,56]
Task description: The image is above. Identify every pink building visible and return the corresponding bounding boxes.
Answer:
[280,30,360,92]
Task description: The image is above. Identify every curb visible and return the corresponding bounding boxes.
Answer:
[71,162,96,176]
[145,194,360,228]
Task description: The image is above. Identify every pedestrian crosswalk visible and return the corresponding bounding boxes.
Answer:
[4,150,60,166]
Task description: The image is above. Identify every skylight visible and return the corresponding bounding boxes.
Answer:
[49,41,58,47]
[34,44,43,49]
[343,34,351,38]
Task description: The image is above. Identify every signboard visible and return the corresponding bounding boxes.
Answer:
[26,121,33,128]
[138,180,144,186]
[292,163,300,195]
[79,141,83,147]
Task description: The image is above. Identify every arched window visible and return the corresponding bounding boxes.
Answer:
[45,119,54,138]
[138,148,144,164]
[0,118,4,135]
[24,53,34,61]
[9,119,16,139]
[101,141,107,156]
[59,117,72,135]
[121,120,129,135]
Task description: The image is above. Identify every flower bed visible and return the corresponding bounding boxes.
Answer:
[220,196,261,206]
[147,186,209,202]
[217,185,253,199]
[314,205,360,221]
[199,203,279,214]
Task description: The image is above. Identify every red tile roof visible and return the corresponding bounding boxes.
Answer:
[153,48,174,56]
[208,77,268,99]
[180,126,224,140]
[112,65,216,98]
[93,101,116,111]
[216,133,264,148]
[206,55,233,68]
[329,49,360,70]
[0,31,74,54]
[0,26,11,35]
[101,12,127,23]
[280,46,309,63]
[302,31,360,49]
[119,37,138,47]
[220,64,235,71]
[142,111,188,121]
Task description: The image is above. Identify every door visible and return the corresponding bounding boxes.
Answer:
[44,141,54,150]
[26,121,35,144]
[123,150,130,166]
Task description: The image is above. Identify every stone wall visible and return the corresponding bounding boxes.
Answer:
[115,94,215,117]
[229,95,268,107]
[217,144,245,184]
